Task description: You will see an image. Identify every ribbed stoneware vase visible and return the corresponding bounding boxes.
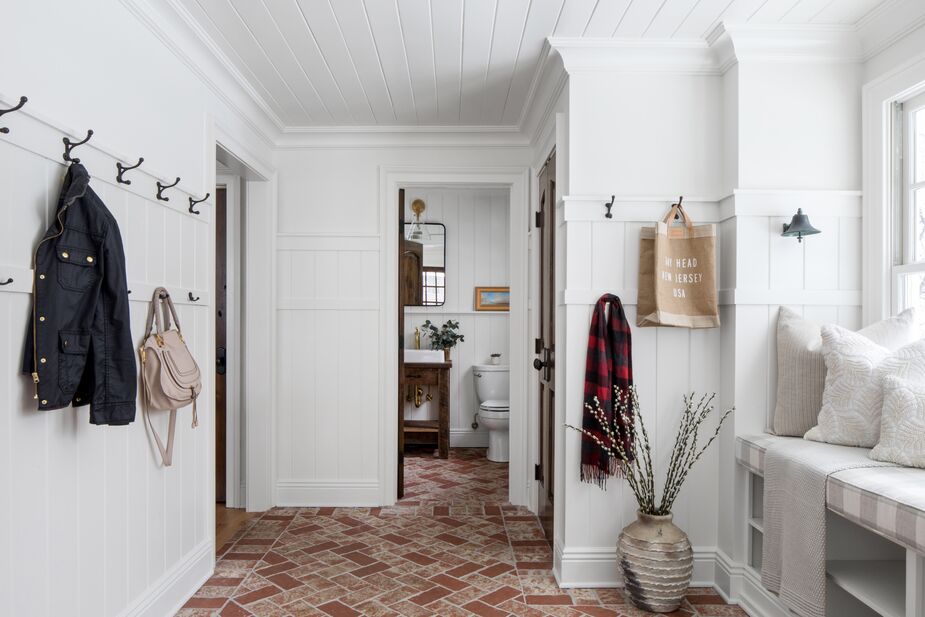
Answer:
[617,511,693,613]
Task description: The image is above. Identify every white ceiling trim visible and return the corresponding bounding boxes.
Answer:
[123,0,925,149]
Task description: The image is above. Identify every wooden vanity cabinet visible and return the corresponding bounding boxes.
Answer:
[402,361,451,459]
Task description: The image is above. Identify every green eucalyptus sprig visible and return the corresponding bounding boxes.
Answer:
[566,386,733,516]
[421,319,465,350]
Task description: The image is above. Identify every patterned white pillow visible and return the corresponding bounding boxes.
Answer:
[870,376,925,468]
[805,329,925,447]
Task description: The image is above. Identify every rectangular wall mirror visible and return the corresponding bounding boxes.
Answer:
[402,223,446,306]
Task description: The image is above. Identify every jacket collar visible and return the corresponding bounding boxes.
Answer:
[60,163,90,210]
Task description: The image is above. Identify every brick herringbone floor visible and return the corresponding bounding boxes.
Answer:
[180,449,746,617]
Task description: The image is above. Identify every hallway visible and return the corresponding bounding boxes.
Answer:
[180,450,742,616]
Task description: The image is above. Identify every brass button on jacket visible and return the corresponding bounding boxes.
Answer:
[21,163,137,425]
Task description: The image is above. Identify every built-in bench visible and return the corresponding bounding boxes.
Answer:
[735,434,925,617]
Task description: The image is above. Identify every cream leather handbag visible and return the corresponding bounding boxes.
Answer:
[140,287,201,466]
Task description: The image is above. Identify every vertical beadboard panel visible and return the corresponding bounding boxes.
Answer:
[0,125,212,617]
[401,188,511,445]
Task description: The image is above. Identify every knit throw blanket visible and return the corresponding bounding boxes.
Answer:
[581,294,634,487]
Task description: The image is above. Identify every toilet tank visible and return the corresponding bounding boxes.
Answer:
[473,364,509,403]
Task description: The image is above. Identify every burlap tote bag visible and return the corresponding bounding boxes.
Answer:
[637,202,719,328]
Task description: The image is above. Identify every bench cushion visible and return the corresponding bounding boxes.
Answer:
[737,434,925,555]
[828,467,925,555]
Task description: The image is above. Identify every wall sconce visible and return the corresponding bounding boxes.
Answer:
[406,198,432,242]
[781,208,820,243]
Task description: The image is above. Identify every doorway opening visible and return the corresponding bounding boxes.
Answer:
[397,186,513,509]
[213,145,262,549]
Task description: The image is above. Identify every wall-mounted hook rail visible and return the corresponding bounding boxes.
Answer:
[0,96,27,134]
[188,292,200,302]
[63,129,94,164]
[0,277,12,286]
[604,195,615,219]
[116,157,144,185]
[188,192,209,215]
[156,177,180,201]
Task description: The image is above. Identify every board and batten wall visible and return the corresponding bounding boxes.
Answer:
[402,188,510,447]
[0,0,276,615]
[272,147,531,506]
[0,115,214,617]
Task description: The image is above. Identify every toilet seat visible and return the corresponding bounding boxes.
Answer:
[479,399,508,411]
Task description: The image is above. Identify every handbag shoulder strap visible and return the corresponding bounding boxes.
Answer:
[144,288,183,341]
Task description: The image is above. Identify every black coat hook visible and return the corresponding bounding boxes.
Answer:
[116,157,144,185]
[0,277,12,286]
[188,192,209,215]
[156,177,180,201]
[673,195,685,220]
[0,96,27,134]
[604,195,615,219]
[63,129,93,164]
[188,292,200,302]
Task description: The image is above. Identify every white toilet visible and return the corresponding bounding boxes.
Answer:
[474,364,509,462]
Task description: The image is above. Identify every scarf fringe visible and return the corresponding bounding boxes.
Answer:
[580,457,626,489]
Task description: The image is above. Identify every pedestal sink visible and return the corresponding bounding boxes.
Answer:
[404,349,445,363]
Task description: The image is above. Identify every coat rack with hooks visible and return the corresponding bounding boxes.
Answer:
[116,157,144,185]
[0,95,27,134]
[62,129,93,164]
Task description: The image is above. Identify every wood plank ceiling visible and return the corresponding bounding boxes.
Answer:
[178,0,889,128]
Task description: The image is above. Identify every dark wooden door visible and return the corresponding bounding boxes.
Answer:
[536,150,556,544]
[215,188,227,503]
[397,188,406,499]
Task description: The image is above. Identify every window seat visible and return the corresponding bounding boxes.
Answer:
[736,434,925,556]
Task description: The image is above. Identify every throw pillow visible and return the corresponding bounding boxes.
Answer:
[772,307,917,437]
[870,375,925,468]
[805,331,925,447]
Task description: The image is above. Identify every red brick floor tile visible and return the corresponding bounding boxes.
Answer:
[183,597,226,609]
[234,585,280,605]
[525,594,573,605]
[408,585,454,606]
[429,573,469,592]
[317,600,361,616]
[219,602,252,617]
[183,449,742,617]
[463,600,510,617]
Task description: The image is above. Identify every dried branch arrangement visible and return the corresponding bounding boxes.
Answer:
[567,386,734,515]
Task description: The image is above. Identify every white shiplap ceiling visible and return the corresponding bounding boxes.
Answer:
[176,0,892,129]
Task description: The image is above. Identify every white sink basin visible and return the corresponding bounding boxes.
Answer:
[404,349,445,363]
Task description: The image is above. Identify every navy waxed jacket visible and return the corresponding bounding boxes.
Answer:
[21,163,137,425]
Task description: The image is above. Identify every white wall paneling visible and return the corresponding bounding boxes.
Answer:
[402,188,510,447]
[0,108,214,617]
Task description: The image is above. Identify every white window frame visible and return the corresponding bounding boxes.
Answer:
[891,92,925,315]
[863,51,925,325]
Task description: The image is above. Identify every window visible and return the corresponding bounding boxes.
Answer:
[422,267,445,306]
[892,91,925,324]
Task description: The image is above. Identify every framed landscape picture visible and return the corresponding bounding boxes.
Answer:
[474,287,510,312]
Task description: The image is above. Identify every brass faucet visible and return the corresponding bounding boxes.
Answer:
[414,327,421,350]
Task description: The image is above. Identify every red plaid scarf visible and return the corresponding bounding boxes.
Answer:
[582,294,634,488]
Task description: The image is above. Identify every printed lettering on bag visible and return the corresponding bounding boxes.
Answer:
[660,255,705,300]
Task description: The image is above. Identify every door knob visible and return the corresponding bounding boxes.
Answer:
[533,358,546,371]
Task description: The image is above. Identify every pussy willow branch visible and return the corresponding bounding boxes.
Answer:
[567,385,734,516]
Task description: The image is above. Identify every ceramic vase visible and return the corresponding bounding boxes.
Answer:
[617,511,693,613]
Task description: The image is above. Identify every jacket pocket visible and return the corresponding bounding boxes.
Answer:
[56,245,100,291]
[58,330,90,394]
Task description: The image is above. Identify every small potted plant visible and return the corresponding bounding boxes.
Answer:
[567,386,733,613]
[421,319,465,361]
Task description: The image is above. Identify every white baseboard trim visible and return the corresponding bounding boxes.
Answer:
[450,428,489,448]
[553,542,718,589]
[120,538,213,617]
[714,548,792,617]
[276,480,380,506]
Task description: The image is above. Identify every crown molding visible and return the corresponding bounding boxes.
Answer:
[709,23,863,69]
[121,0,282,147]
[549,37,719,75]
